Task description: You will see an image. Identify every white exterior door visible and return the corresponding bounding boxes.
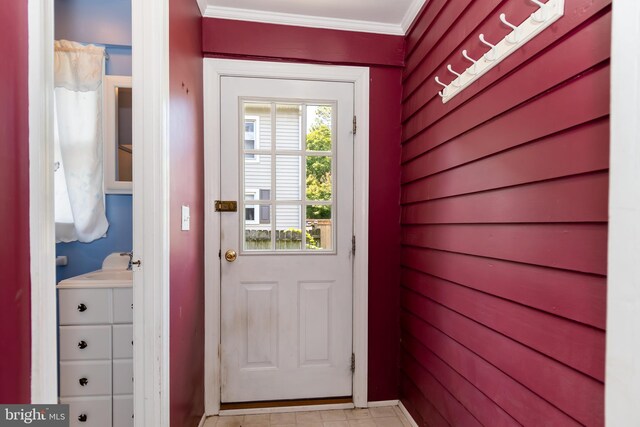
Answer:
[219,76,354,403]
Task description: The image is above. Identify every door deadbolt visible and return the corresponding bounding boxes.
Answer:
[215,200,238,212]
[224,249,237,262]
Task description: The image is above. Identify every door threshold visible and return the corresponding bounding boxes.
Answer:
[219,397,354,415]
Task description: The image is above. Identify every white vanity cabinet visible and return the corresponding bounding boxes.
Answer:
[58,283,133,427]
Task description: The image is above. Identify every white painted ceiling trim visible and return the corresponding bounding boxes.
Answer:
[400,0,427,34]
[198,0,426,36]
[196,0,207,16]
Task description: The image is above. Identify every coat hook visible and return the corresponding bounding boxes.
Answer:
[447,65,462,78]
[529,0,547,23]
[499,13,519,43]
[446,65,462,87]
[479,34,497,61]
[462,50,478,75]
[435,76,449,98]
[435,76,448,97]
[435,76,448,89]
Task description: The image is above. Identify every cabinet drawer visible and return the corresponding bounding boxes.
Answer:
[113,395,134,427]
[113,288,133,324]
[60,361,112,397]
[59,289,111,325]
[113,324,133,359]
[60,326,111,361]
[61,396,111,427]
[113,359,134,395]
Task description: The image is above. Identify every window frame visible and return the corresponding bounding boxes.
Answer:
[244,115,260,163]
[244,189,259,225]
[104,75,133,194]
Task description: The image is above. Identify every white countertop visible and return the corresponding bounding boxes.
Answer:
[57,269,133,289]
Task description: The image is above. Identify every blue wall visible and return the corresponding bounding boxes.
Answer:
[55,0,132,75]
[56,195,133,281]
[55,0,132,282]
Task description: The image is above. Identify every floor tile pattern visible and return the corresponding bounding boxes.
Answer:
[203,406,412,427]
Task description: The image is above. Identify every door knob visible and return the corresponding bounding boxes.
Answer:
[78,340,88,349]
[224,249,237,262]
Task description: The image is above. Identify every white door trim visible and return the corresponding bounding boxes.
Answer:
[28,0,57,404]
[606,1,640,425]
[131,0,171,425]
[204,59,370,414]
[28,0,171,425]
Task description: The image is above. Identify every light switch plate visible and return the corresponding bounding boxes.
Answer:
[181,205,190,231]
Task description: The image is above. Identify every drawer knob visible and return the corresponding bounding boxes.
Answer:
[78,413,87,422]
[77,303,87,312]
[78,340,88,349]
[79,377,88,386]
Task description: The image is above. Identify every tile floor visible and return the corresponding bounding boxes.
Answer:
[203,406,412,427]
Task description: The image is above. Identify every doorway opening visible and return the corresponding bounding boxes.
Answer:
[28,0,171,425]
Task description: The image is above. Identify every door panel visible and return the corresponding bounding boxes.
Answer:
[242,282,278,368]
[220,77,354,402]
[299,281,332,365]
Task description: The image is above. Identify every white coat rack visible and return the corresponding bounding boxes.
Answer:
[435,0,565,103]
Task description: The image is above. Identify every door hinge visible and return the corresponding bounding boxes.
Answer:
[351,353,356,373]
[352,235,356,254]
[353,116,357,135]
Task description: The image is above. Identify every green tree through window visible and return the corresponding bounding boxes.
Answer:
[306,106,332,219]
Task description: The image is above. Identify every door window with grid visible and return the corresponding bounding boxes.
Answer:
[242,101,335,252]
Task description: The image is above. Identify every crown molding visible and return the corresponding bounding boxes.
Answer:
[203,5,406,35]
[197,0,207,16]
[401,0,427,34]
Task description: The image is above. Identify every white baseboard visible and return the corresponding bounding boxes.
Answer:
[198,413,207,427]
[398,401,419,427]
[219,403,355,416]
[367,400,400,408]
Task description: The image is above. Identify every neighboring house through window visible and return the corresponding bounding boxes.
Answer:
[245,189,271,226]
[245,190,259,225]
[244,115,259,162]
[259,189,271,224]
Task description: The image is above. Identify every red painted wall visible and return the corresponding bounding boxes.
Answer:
[367,67,402,401]
[0,0,31,404]
[202,18,404,401]
[399,0,610,425]
[202,18,404,67]
[169,1,205,426]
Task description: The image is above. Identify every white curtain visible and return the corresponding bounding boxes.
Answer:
[54,40,109,243]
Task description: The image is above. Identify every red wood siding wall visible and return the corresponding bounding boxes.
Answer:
[169,1,205,426]
[399,0,610,425]
[202,18,404,400]
[0,0,31,403]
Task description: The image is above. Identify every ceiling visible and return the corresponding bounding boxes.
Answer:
[197,0,427,35]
